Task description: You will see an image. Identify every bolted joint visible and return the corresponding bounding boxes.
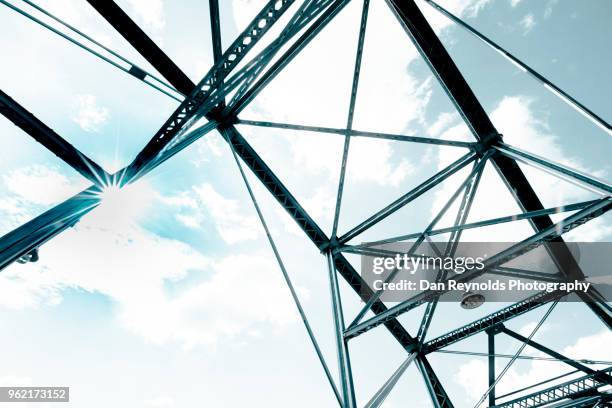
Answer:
[474,132,503,157]
[206,104,232,126]
[319,237,340,253]
[485,323,504,336]
[319,237,340,254]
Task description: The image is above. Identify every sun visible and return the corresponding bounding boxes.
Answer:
[88,180,156,228]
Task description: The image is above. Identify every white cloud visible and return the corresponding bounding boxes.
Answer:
[71,94,110,133]
[454,331,612,406]
[126,0,166,30]
[0,375,32,386]
[3,165,86,206]
[289,133,416,187]
[0,139,299,350]
[238,1,426,188]
[144,396,175,408]
[418,0,492,33]
[231,0,267,32]
[510,0,523,7]
[563,330,612,361]
[0,165,90,235]
[161,183,260,243]
[544,0,559,19]
[455,359,488,402]
[520,13,536,35]
[427,112,458,137]
[120,254,307,348]
[0,200,304,347]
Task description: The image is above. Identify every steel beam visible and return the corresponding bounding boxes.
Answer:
[493,367,612,408]
[364,353,416,408]
[224,0,349,117]
[425,297,566,356]
[422,291,563,353]
[338,151,477,244]
[208,0,223,63]
[385,0,611,331]
[123,0,296,180]
[349,199,599,249]
[422,0,612,137]
[331,0,370,238]
[1,0,181,101]
[86,0,195,95]
[416,355,455,408]
[0,90,109,185]
[501,327,612,384]
[345,198,611,340]
[218,125,418,350]
[488,330,496,406]
[326,252,356,408]
[237,119,476,148]
[495,143,612,195]
[0,187,100,271]
[0,118,217,270]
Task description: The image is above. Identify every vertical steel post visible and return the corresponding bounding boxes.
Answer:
[326,251,356,408]
[487,330,496,407]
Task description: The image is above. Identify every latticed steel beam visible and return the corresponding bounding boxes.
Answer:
[223,0,343,112]
[501,327,612,384]
[416,355,455,408]
[422,291,564,353]
[0,187,100,271]
[493,367,612,408]
[222,0,348,117]
[86,0,195,95]
[0,119,217,271]
[0,90,109,185]
[487,266,562,283]
[123,0,299,180]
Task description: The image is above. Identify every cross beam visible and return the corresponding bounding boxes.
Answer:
[501,327,612,384]
[385,0,612,330]
[493,367,612,408]
[86,0,195,95]
[0,90,109,185]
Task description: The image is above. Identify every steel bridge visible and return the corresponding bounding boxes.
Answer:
[1,0,611,407]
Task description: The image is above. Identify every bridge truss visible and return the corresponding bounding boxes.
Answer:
[0,0,611,407]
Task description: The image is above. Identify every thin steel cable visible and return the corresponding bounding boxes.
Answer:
[434,349,612,366]
[1,0,181,101]
[424,0,612,136]
[331,0,370,238]
[226,134,343,407]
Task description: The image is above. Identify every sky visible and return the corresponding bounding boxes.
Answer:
[0,0,611,407]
